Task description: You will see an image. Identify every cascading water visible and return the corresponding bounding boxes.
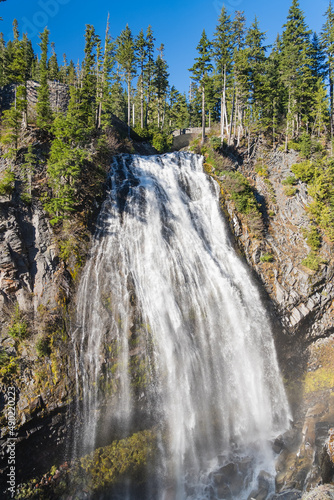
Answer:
[72,152,291,499]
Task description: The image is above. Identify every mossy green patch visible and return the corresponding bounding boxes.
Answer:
[73,429,157,493]
[304,366,334,394]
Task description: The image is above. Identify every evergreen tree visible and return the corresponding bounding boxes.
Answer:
[189,30,213,143]
[144,25,155,127]
[116,24,137,135]
[67,59,76,85]
[153,44,169,129]
[36,27,53,131]
[213,6,234,139]
[265,35,283,148]
[321,1,334,149]
[230,10,247,145]
[0,105,21,153]
[80,24,97,131]
[110,72,127,121]
[280,0,314,147]
[48,42,59,80]
[22,144,37,199]
[0,33,5,85]
[136,29,147,128]
[97,15,115,130]
[46,87,88,224]
[246,17,267,134]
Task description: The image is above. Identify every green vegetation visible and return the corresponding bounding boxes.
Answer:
[303,227,321,250]
[254,161,268,177]
[0,354,18,382]
[0,168,15,196]
[301,251,325,271]
[35,336,51,357]
[283,185,297,197]
[291,157,334,241]
[282,175,297,186]
[260,253,274,262]
[7,304,29,340]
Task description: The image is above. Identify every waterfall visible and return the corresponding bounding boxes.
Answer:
[72,152,291,499]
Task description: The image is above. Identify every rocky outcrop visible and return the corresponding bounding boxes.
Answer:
[0,192,75,492]
[218,148,334,496]
[0,80,70,117]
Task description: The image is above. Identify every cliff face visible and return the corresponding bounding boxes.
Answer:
[1,147,334,497]
[219,149,334,494]
[0,167,77,490]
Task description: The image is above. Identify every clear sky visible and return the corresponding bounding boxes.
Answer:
[0,0,330,95]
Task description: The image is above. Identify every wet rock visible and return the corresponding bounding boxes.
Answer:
[320,428,334,483]
[301,484,334,499]
[29,395,44,415]
[248,487,269,500]
[271,489,302,499]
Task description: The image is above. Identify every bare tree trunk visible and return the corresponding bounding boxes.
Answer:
[127,77,131,138]
[232,97,238,144]
[162,97,166,129]
[285,90,291,153]
[221,65,226,141]
[201,84,205,145]
[140,76,144,129]
[228,87,235,147]
[330,76,333,156]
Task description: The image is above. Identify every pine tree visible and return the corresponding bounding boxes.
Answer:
[0,105,21,154]
[80,24,97,131]
[213,6,234,140]
[48,42,59,80]
[136,29,147,129]
[265,35,283,149]
[321,1,334,150]
[22,144,37,200]
[280,0,314,147]
[144,25,155,127]
[97,15,115,130]
[46,87,88,224]
[311,78,329,136]
[153,44,169,129]
[230,11,247,145]
[246,17,267,134]
[36,27,53,131]
[116,24,137,136]
[67,60,76,85]
[189,30,213,143]
[0,33,5,85]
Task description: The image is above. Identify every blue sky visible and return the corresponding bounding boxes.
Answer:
[0,0,330,94]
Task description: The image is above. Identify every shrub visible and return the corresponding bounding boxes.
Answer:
[300,132,312,159]
[303,227,321,251]
[255,162,268,177]
[287,140,301,152]
[291,161,315,182]
[152,131,172,153]
[301,251,325,271]
[282,175,297,186]
[7,304,29,340]
[209,136,221,150]
[0,168,15,196]
[36,336,51,357]
[260,253,274,263]
[284,186,297,197]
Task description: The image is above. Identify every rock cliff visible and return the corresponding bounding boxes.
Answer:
[216,148,334,496]
[1,145,334,498]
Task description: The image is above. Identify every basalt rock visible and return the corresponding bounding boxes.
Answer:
[219,149,334,496]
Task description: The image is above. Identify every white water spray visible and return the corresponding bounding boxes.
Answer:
[73,152,290,499]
